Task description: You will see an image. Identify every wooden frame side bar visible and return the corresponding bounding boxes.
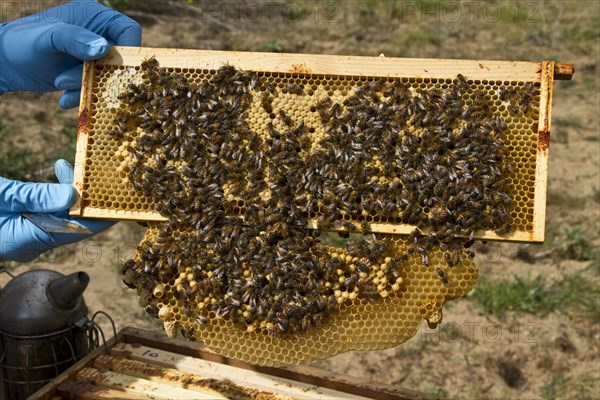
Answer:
[532,61,554,243]
[71,61,96,216]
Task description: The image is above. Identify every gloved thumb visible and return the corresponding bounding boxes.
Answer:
[55,64,84,91]
[51,159,118,236]
[0,180,76,213]
[38,22,109,61]
[54,159,75,184]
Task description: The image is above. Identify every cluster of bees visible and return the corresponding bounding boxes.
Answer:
[115,58,523,336]
[298,74,518,269]
[500,83,537,115]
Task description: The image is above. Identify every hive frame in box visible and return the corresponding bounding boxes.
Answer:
[70,46,574,243]
[28,327,437,400]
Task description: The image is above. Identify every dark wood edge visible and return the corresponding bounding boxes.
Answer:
[27,334,119,400]
[118,327,441,400]
[554,63,575,80]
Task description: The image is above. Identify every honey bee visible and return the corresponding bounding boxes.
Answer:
[430,206,449,221]
[341,220,356,232]
[340,274,357,289]
[279,110,293,126]
[437,268,448,284]
[265,82,276,94]
[499,88,512,101]
[300,315,313,331]
[495,224,512,236]
[261,92,273,113]
[360,220,370,234]
[107,129,124,139]
[145,305,159,318]
[141,57,159,71]
[285,83,304,95]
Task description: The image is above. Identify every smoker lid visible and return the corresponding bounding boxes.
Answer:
[0,269,89,336]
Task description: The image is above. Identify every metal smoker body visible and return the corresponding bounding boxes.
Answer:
[0,269,101,399]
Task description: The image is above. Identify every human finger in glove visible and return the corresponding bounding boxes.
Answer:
[0,160,116,263]
[0,1,141,261]
[0,0,142,108]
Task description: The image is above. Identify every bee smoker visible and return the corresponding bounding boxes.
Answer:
[0,269,112,399]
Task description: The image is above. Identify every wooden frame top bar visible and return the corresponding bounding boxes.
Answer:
[105,46,573,82]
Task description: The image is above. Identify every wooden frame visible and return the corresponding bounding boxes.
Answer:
[532,61,554,242]
[70,46,574,243]
[28,327,438,400]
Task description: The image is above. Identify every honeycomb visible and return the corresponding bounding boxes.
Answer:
[126,225,478,366]
[71,48,547,242]
[70,49,558,366]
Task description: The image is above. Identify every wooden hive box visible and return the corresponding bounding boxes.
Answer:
[28,327,437,400]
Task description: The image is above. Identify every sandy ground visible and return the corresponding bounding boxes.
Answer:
[1,1,599,399]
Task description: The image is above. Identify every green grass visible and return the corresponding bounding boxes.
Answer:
[584,134,600,142]
[283,3,306,20]
[0,124,77,181]
[0,124,10,142]
[99,0,138,11]
[469,272,600,321]
[393,28,444,57]
[541,374,569,400]
[100,0,197,18]
[424,386,454,399]
[397,28,443,46]
[50,128,78,166]
[565,69,597,95]
[469,274,546,315]
[543,223,597,262]
[546,190,586,208]
[386,0,448,20]
[319,232,365,248]
[553,117,585,145]
[0,149,37,181]
[0,260,20,273]
[587,259,600,276]
[263,40,285,53]
[554,129,569,144]
[573,372,600,399]
[540,371,600,400]
[555,117,584,130]
[495,3,537,23]
[592,187,600,204]
[559,226,597,261]
[561,21,600,43]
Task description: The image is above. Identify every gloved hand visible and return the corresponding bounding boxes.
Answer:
[0,0,141,108]
[0,160,116,263]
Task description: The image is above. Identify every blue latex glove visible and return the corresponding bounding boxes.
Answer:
[0,160,116,263]
[0,0,141,108]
